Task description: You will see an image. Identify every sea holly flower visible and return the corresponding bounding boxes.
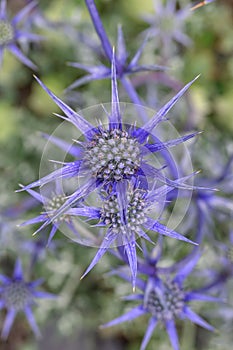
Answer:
[0,0,42,69]
[142,0,192,59]
[0,259,54,340]
[77,178,198,289]
[142,0,216,60]
[20,173,198,289]
[17,52,209,287]
[18,53,202,215]
[19,181,86,246]
[67,24,165,91]
[17,54,208,287]
[102,251,221,350]
[67,0,166,112]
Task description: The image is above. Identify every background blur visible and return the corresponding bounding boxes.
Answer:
[0,1,233,349]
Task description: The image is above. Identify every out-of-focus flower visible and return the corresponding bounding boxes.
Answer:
[142,0,192,59]
[0,259,54,340]
[0,0,43,69]
[103,249,221,350]
[67,25,165,91]
[67,0,166,111]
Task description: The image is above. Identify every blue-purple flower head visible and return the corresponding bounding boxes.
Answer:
[17,52,206,288]
[0,259,54,340]
[19,154,199,291]
[17,53,201,217]
[103,249,221,350]
[77,177,199,289]
[0,0,42,69]
[19,179,84,246]
[141,0,215,60]
[19,52,200,197]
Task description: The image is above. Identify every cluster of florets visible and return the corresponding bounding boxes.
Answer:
[46,194,67,223]
[0,0,41,70]
[145,279,185,321]
[0,20,13,45]
[101,248,220,350]
[100,188,147,234]
[84,128,141,181]
[1,280,32,311]
[0,260,53,339]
